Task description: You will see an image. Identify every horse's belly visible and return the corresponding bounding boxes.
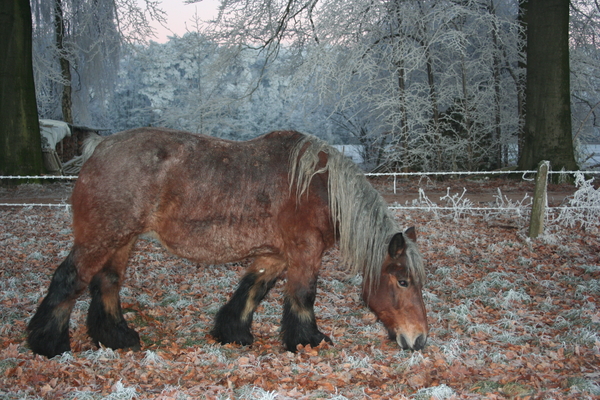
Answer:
[149,220,282,264]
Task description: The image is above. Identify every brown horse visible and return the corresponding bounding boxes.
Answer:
[27,128,428,358]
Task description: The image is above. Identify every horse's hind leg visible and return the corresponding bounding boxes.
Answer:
[281,265,332,352]
[27,250,87,358]
[87,238,140,351]
[211,257,284,346]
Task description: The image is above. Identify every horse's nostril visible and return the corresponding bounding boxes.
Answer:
[413,334,427,351]
[399,335,409,350]
[397,334,427,351]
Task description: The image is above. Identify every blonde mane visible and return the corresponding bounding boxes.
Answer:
[289,135,425,288]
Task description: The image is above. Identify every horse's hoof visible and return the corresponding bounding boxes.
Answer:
[27,324,72,359]
[310,332,333,347]
[28,339,71,359]
[284,331,333,352]
[91,322,141,351]
[211,329,254,347]
[124,342,142,352]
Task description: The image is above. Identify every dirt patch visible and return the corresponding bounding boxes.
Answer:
[0,182,75,205]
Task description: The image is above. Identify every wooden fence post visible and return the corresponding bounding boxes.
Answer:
[528,160,550,238]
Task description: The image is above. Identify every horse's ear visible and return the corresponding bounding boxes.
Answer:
[404,226,417,242]
[388,233,406,259]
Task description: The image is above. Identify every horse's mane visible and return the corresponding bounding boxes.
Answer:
[289,134,425,291]
[81,133,105,164]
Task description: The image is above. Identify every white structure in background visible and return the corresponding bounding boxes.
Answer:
[39,119,71,150]
[39,119,72,174]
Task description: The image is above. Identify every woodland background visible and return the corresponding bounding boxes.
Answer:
[29,0,600,171]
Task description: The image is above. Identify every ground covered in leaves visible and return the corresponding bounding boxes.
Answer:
[1,181,599,399]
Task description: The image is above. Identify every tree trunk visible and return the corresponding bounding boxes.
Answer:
[396,62,410,172]
[515,0,528,163]
[54,0,73,124]
[518,0,578,174]
[0,0,44,178]
[490,8,503,169]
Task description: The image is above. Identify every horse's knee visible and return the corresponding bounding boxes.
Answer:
[47,251,87,301]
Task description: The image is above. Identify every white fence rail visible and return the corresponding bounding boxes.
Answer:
[2,170,600,230]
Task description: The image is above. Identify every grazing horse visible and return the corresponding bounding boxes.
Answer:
[27,128,428,358]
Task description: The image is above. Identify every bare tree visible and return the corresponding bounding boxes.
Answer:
[199,0,524,171]
[31,0,166,126]
[569,0,600,167]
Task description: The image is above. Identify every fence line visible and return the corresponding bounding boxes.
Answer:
[0,175,78,180]
[0,203,71,208]
[367,170,600,195]
[1,170,599,212]
[366,170,599,176]
[367,170,536,176]
[2,204,589,211]
[3,170,599,181]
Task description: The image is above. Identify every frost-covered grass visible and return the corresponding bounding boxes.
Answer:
[414,384,455,400]
[1,189,598,399]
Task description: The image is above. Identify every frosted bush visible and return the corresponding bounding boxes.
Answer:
[556,173,600,228]
[488,188,531,219]
[440,188,475,220]
[409,189,440,218]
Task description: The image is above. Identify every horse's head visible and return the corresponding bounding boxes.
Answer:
[363,227,428,351]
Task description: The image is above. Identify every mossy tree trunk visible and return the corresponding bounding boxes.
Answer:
[518,0,578,178]
[0,0,44,179]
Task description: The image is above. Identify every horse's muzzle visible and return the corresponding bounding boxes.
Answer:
[398,333,427,351]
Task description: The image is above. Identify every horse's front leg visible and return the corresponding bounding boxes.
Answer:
[27,250,87,358]
[211,256,284,346]
[281,264,332,352]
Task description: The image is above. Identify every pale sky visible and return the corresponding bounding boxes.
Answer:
[150,0,220,43]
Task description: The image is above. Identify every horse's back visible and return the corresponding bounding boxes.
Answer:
[71,128,328,262]
[76,127,302,201]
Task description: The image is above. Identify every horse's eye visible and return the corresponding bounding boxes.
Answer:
[397,280,409,288]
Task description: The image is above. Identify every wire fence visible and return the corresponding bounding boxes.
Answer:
[1,171,599,223]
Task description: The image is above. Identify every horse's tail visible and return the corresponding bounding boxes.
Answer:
[81,133,106,163]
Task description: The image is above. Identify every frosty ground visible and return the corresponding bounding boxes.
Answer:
[0,180,599,399]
